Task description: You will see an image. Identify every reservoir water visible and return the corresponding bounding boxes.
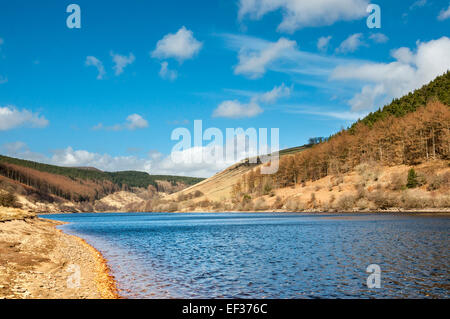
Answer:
[43,212,449,298]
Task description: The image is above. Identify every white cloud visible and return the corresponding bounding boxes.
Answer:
[369,33,389,44]
[0,106,49,130]
[238,0,369,32]
[126,114,148,130]
[111,52,135,75]
[213,100,263,119]
[85,56,106,79]
[317,36,332,52]
[213,83,291,118]
[331,37,450,111]
[0,75,7,84]
[93,114,148,131]
[336,33,365,54]
[258,83,292,103]
[234,37,297,78]
[410,0,427,10]
[151,26,203,62]
[0,38,3,45]
[159,61,178,81]
[438,4,450,21]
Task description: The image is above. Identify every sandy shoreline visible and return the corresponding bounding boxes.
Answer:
[0,210,119,299]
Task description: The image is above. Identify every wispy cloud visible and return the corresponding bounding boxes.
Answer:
[369,33,389,44]
[93,114,149,131]
[283,105,368,121]
[213,83,292,118]
[410,0,427,10]
[234,37,297,78]
[335,33,365,54]
[111,52,135,75]
[85,56,106,80]
[317,36,332,52]
[159,61,178,81]
[438,4,450,21]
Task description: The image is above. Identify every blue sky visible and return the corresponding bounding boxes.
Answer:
[0,0,449,177]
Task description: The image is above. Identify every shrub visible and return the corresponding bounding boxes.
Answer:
[197,199,211,208]
[336,195,356,211]
[427,172,450,191]
[167,202,179,212]
[0,192,22,208]
[332,176,344,187]
[263,183,272,195]
[94,201,117,212]
[368,191,399,209]
[434,195,450,208]
[356,198,370,210]
[400,191,428,209]
[355,183,367,200]
[309,193,316,204]
[193,190,204,198]
[390,172,406,190]
[272,196,284,209]
[254,198,268,211]
[329,194,336,204]
[356,162,381,182]
[242,194,252,204]
[284,199,303,212]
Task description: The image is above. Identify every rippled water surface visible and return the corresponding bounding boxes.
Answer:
[44,212,450,298]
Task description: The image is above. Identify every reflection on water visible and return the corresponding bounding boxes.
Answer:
[44,212,450,298]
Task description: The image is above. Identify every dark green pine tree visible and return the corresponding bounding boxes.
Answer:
[406,168,418,189]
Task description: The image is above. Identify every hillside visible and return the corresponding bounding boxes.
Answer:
[162,72,450,213]
[0,155,203,212]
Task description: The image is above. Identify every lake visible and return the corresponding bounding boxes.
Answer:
[43,212,450,298]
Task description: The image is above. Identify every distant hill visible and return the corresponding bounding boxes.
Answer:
[0,155,204,204]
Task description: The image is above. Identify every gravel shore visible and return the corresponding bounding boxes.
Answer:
[0,209,119,299]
